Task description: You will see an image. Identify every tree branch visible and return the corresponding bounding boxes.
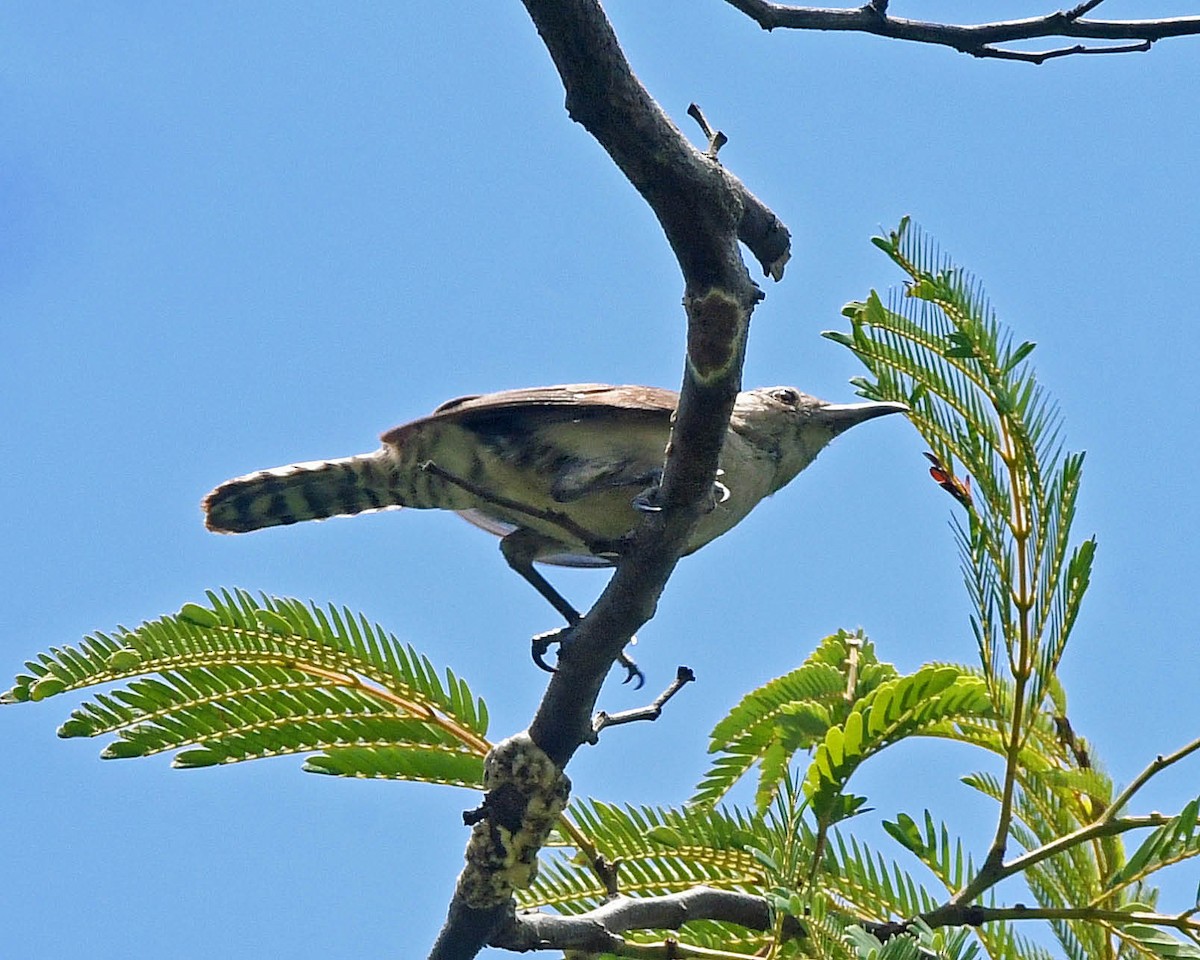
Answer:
[720,1,1200,62]
[868,902,1200,942]
[427,2,791,957]
[590,665,697,741]
[1108,733,1200,817]
[488,882,1200,955]
[491,886,799,954]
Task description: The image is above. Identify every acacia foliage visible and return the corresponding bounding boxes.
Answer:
[6,224,1198,959]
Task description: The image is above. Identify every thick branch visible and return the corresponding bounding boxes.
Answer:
[528,3,790,282]
[428,2,790,957]
[721,1,1200,62]
[490,884,1200,954]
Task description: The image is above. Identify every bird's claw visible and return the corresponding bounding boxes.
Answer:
[705,479,731,513]
[632,470,664,513]
[531,626,570,674]
[634,470,728,515]
[619,649,646,689]
[530,626,645,689]
[632,487,661,513]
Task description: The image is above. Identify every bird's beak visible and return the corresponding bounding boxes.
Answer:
[820,400,909,436]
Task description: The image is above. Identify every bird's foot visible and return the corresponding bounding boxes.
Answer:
[530,626,645,689]
[632,484,662,514]
[632,470,729,515]
[706,474,731,512]
[618,642,645,689]
[531,626,570,674]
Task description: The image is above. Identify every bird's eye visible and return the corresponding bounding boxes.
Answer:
[770,388,800,406]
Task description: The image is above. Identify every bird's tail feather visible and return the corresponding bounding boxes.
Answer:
[203,451,398,533]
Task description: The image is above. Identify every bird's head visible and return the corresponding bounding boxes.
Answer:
[734,386,908,494]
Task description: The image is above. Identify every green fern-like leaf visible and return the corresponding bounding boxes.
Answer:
[304,745,483,787]
[1107,798,1200,891]
[882,811,976,893]
[520,800,768,917]
[803,665,992,824]
[1116,923,1200,960]
[823,831,943,923]
[976,919,1059,960]
[3,590,491,787]
[694,632,898,809]
[827,219,1094,726]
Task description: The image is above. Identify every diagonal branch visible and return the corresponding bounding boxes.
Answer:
[720,1,1200,62]
[427,2,791,958]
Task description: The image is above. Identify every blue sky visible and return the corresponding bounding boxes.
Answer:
[2,4,1198,958]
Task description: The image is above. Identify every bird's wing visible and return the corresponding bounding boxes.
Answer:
[380,383,679,444]
[382,385,679,560]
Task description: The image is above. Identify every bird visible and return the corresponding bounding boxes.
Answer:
[202,383,906,683]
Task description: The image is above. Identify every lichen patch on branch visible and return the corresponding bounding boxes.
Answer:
[685,289,748,383]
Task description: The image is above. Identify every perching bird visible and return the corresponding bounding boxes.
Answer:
[203,384,906,682]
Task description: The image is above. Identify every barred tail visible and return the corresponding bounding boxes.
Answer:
[203,450,399,533]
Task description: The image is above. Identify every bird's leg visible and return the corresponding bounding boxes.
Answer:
[421,459,609,549]
[499,529,644,688]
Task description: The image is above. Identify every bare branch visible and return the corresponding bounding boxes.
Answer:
[1108,732,1200,817]
[868,902,1200,942]
[491,886,796,953]
[589,665,696,740]
[496,883,1200,954]
[428,1,791,956]
[720,1,1200,61]
[687,102,729,160]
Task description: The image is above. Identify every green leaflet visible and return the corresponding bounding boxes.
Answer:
[803,666,991,823]
[1118,923,1200,960]
[694,631,897,808]
[882,812,974,891]
[1107,798,1200,890]
[3,590,490,776]
[304,746,484,788]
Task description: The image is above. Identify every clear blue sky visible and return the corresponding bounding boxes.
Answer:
[3,4,1197,957]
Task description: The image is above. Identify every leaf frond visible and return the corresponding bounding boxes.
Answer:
[4,590,491,785]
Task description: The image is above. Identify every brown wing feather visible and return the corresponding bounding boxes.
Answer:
[380,384,678,444]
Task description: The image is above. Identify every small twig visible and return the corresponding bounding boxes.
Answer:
[590,666,696,740]
[720,0,1200,62]
[552,813,623,895]
[1064,0,1107,19]
[843,634,861,702]
[1108,733,1200,818]
[973,39,1152,63]
[870,901,1200,943]
[687,103,728,159]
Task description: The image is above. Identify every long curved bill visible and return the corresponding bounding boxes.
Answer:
[820,400,909,435]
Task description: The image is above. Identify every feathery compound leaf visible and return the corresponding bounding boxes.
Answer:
[823,831,943,921]
[695,631,894,808]
[304,746,484,787]
[1117,924,1200,960]
[882,811,975,892]
[827,221,1095,729]
[1108,798,1200,890]
[520,800,767,916]
[802,665,991,824]
[3,591,492,775]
